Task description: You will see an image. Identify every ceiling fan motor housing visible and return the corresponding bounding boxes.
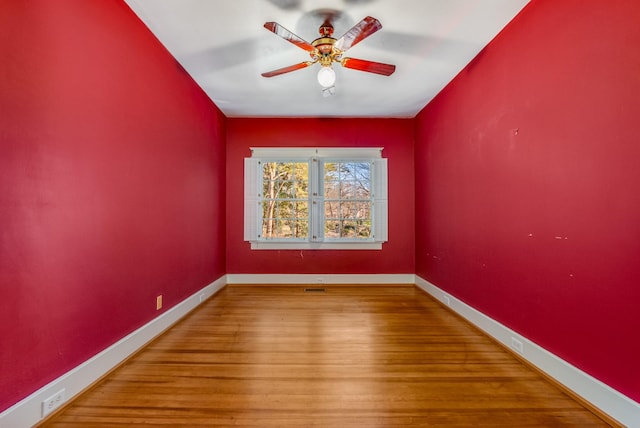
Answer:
[311,19,342,66]
[312,38,340,65]
[311,19,341,66]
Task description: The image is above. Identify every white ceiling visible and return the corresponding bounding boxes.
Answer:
[125,0,530,118]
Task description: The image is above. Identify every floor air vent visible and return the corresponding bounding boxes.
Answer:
[304,288,326,293]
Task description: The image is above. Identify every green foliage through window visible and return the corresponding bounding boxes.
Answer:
[323,162,372,239]
[261,161,309,239]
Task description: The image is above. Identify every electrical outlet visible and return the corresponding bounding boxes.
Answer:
[316,277,324,283]
[42,388,65,417]
[156,295,162,310]
[511,337,524,354]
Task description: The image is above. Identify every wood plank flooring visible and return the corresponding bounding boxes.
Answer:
[39,285,615,427]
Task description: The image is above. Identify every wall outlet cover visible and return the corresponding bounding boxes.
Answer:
[42,389,66,417]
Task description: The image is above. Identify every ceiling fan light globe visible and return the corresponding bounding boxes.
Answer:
[317,66,336,88]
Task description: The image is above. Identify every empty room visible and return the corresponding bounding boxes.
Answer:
[1,0,639,426]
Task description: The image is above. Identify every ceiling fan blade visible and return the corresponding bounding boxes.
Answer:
[335,16,382,51]
[261,61,315,77]
[263,22,315,52]
[341,57,396,76]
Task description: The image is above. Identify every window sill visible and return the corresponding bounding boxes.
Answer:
[249,241,383,250]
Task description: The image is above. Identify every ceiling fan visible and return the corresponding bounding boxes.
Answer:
[261,16,396,89]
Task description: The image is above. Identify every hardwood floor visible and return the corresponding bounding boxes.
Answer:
[40,285,614,427]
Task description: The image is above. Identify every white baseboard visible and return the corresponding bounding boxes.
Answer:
[0,276,227,428]
[415,275,640,427]
[5,274,637,427]
[226,273,415,285]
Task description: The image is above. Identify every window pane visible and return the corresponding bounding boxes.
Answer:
[325,162,339,176]
[356,162,371,180]
[341,220,357,238]
[324,180,339,198]
[294,180,308,198]
[340,181,356,199]
[324,162,339,198]
[260,161,309,240]
[325,220,340,238]
[295,201,309,217]
[273,219,287,238]
[324,201,339,219]
[323,161,373,240]
[262,161,308,198]
[292,218,308,238]
[357,220,372,238]
[339,163,355,181]
[352,202,370,220]
[341,201,366,219]
[261,218,275,238]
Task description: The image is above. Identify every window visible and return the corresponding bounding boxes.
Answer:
[261,160,310,240]
[245,148,387,250]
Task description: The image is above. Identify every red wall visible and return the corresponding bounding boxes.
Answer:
[0,1,226,411]
[4,0,636,414]
[226,118,415,274]
[415,0,640,401]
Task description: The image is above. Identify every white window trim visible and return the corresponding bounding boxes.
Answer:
[244,147,387,250]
